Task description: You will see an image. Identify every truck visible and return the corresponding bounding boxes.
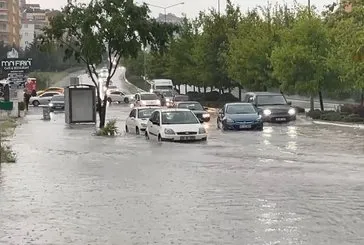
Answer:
[150,79,174,92]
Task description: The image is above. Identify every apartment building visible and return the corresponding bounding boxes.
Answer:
[23,8,48,37]
[20,19,34,49]
[0,0,21,47]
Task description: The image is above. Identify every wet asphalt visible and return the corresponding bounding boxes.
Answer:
[0,103,363,245]
[0,69,363,244]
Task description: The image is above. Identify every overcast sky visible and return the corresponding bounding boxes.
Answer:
[29,0,336,18]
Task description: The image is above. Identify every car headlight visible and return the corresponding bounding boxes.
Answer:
[263,109,272,116]
[164,128,175,135]
[257,114,262,120]
[48,103,53,107]
[223,116,234,123]
[166,98,170,102]
[202,113,210,118]
[288,108,296,115]
[199,127,206,134]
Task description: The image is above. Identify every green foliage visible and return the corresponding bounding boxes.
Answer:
[0,118,17,163]
[41,0,177,128]
[307,109,364,123]
[96,119,118,136]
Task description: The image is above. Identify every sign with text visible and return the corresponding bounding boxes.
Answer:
[1,58,32,72]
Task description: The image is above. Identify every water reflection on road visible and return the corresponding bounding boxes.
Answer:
[0,105,363,245]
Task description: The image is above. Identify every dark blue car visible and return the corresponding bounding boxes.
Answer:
[217,103,263,130]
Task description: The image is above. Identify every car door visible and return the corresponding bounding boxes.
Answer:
[39,92,56,104]
[148,111,160,139]
[134,94,140,106]
[127,109,137,133]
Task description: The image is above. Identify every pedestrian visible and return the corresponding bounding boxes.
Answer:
[23,90,30,111]
[31,89,36,97]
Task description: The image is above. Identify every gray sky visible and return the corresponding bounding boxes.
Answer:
[29,0,336,18]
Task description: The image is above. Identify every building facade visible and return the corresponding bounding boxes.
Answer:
[0,0,21,47]
[19,20,34,49]
[23,8,48,37]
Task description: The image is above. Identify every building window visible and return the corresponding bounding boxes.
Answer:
[23,24,28,28]
[0,2,7,9]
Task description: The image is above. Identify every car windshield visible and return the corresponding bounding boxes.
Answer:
[162,111,199,124]
[256,95,287,105]
[138,108,157,118]
[51,96,64,102]
[226,104,257,114]
[178,103,203,111]
[141,94,158,100]
[156,85,173,90]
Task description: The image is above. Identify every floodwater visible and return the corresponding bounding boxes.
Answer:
[0,103,363,245]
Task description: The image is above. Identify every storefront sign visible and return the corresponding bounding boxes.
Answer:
[1,58,32,72]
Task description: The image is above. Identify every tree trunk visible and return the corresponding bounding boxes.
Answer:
[193,86,196,92]
[361,88,364,106]
[318,91,324,111]
[310,96,314,111]
[198,86,201,93]
[228,88,231,93]
[98,95,108,128]
[238,87,242,101]
[203,86,206,94]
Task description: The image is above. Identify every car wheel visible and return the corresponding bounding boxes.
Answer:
[32,100,40,107]
[107,98,112,103]
[158,134,162,142]
[124,97,129,103]
[217,119,220,129]
[201,137,207,141]
[257,126,264,131]
[145,131,149,140]
[136,127,140,135]
[125,125,129,133]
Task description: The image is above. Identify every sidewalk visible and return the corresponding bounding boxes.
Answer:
[312,120,364,129]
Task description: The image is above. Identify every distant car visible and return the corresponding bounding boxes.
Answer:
[243,92,296,122]
[107,91,130,103]
[145,108,207,142]
[172,94,189,107]
[174,101,210,122]
[134,92,161,107]
[125,107,161,134]
[30,91,62,107]
[49,95,65,112]
[217,102,263,130]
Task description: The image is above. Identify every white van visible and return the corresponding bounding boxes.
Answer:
[150,79,174,92]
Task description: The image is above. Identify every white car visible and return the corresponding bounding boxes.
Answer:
[30,91,62,107]
[125,107,161,134]
[134,92,161,107]
[107,90,130,103]
[145,108,207,142]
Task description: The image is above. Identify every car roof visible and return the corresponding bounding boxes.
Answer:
[225,102,254,106]
[158,108,191,112]
[136,106,161,110]
[246,92,282,96]
[175,101,200,104]
[138,92,156,95]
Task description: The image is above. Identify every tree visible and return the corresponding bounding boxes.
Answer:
[41,0,176,128]
[271,12,332,111]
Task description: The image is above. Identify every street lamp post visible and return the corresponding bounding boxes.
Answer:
[146,2,184,23]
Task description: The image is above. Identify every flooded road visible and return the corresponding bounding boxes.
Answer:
[0,103,363,245]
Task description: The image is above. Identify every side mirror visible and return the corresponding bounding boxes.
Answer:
[153,121,160,126]
[287,101,292,105]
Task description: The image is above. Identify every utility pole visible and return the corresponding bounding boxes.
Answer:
[218,0,220,14]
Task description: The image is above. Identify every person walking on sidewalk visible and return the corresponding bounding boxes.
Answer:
[23,90,31,111]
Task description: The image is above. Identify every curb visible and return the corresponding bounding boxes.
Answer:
[312,120,364,129]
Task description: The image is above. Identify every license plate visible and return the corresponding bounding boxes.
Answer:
[239,124,251,129]
[180,136,196,140]
[55,106,62,109]
[276,118,287,121]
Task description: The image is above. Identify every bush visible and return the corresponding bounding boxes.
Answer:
[306,110,364,123]
[96,119,118,136]
[18,102,25,111]
[218,93,240,102]
[186,91,203,101]
[341,104,364,117]
[204,91,220,101]
[0,144,16,163]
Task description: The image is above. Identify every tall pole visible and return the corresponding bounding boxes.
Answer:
[164,8,167,22]
[218,0,220,14]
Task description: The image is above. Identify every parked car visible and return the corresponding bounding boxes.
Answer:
[49,95,65,112]
[172,94,189,106]
[145,108,207,142]
[37,87,64,96]
[243,92,296,122]
[217,102,263,130]
[125,107,161,134]
[30,91,62,107]
[134,92,161,107]
[174,101,210,122]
